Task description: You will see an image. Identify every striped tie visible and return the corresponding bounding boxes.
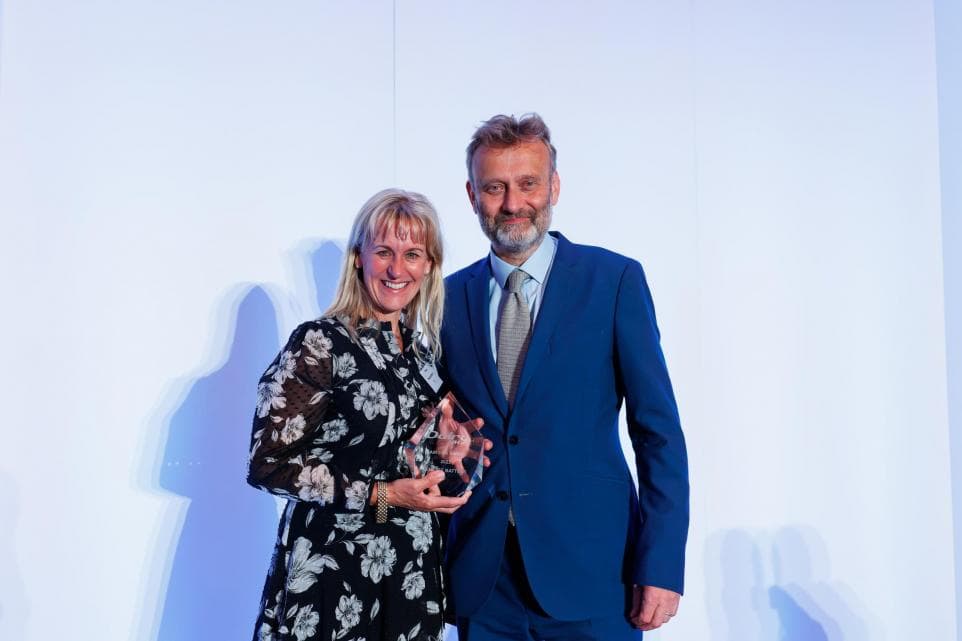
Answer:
[497,269,530,527]
[497,269,532,405]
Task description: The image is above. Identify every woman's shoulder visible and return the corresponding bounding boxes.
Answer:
[289,315,349,332]
[284,316,356,352]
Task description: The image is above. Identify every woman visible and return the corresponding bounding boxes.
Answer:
[248,188,473,641]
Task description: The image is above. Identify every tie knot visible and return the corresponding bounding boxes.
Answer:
[506,269,528,293]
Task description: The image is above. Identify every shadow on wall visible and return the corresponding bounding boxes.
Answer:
[705,526,880,641]
[307,240,343,320]
[140,241,344,641]
[0,470,27,640]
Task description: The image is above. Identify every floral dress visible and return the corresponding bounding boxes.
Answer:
[248,316,447,641]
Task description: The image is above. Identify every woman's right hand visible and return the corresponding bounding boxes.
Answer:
[386,470,472,514]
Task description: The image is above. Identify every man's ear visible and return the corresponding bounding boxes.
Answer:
[550,171,560,206]
[466,180,478,212]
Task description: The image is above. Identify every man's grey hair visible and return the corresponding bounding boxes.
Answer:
[466,113,558,185]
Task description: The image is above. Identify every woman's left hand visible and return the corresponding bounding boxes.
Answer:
[386,471,472,514]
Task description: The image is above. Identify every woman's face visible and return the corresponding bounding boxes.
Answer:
[356,224,433,323]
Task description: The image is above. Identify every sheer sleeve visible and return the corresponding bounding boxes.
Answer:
[247,322,372,511]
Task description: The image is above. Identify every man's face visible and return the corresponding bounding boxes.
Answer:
[467,140,560,260]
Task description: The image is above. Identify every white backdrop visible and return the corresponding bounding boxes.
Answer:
[0,1,957,640]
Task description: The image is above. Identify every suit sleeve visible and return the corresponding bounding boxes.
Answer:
[614,260,689,594]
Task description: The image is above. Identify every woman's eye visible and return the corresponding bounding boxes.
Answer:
[376,250,391,258]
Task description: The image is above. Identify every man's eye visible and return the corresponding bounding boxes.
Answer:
[484,184,504,195]
[521,180,537,190]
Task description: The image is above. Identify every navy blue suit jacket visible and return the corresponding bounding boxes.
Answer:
[440,232,689,620]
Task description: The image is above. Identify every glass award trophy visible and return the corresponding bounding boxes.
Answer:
[403,392,485,496]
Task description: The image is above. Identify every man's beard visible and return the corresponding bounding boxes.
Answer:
[481,205,552,256]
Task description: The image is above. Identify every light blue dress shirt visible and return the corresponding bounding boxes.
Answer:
[488,233,558,362]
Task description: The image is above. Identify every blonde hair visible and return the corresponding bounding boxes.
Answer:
[325,188,445,358]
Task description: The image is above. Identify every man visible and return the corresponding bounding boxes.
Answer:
[440,113,689,641]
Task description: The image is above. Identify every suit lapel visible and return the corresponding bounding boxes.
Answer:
[513,233,578,406]
[465,262,510,419]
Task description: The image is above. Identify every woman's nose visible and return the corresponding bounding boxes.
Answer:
[387,258,402,278]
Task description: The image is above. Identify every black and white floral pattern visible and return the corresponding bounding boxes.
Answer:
[249,317,446,641]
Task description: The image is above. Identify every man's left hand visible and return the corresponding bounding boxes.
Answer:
[629,585,681,631]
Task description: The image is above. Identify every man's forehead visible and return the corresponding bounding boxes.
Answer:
[476,139,549,157]
[472,140,552,173]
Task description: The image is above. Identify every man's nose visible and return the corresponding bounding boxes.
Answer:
[502,187,524,214]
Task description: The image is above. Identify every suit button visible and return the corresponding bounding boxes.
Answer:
[508,435,519,445]
[496,490,509,501]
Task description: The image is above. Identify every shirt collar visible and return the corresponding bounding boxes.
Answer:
[488,233,557,289]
